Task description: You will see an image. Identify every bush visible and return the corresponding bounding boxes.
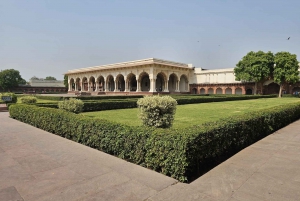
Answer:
[58,98,84,113]
[137,95,177,128]
[20,96,37,104]
[8,102,300,182]
[0,92,17,103]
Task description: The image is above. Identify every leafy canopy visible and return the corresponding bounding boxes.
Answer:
[234,51,274,82]
[0,69,26,91]
[273,52,299,85]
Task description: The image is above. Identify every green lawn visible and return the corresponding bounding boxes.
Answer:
[83,98,300,128]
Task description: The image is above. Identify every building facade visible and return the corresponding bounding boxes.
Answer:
[65,58,300,95]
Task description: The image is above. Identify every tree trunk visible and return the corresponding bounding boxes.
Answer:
[254,82,257,94]
[278,84,283,98]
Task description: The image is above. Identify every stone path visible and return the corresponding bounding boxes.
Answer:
[1,112,300,201]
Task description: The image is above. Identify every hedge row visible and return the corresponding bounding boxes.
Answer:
[33,95,276,112]
[9,102,300,182]
[35,95,144,101]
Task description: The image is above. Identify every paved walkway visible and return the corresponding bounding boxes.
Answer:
[1,112,300,201]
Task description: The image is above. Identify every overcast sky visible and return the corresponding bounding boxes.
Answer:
[1,0,299,81]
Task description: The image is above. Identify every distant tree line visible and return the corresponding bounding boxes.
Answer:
[234,51,299,97]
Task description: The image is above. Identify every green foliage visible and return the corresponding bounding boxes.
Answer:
[58,98,84,113]
[64,75,68,88]
[20,96,37,104]
[0,69,26,91]
[45,76,57,80]
[137,95,177,128]
[274,52,299,97]
[0,92,17,103]
[234,51,274,94]
[9,102,300,182]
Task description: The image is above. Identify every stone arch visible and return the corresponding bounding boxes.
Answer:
[116,74,125,91]
[69,78,75,91]
[225,88,232,94]
[192,88,197,94]
[179,74,189,92]
[106,75,115,92]
[208,88,214,94]
[82,77,88,91]
[265,82,280,94]
[97,76,105,91]
[200,88,206,94]
[168,73,179,92]
[139,72,150,92]
[127,73,137,92]
[235,87,242,94]
[216,88,222,94]
[292,87,300,94]
[89,76,96,91]
[246,88,253,95]
[156,72,167,92]
[75,78,81,91]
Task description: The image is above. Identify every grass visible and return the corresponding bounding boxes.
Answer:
[83,98,300,128]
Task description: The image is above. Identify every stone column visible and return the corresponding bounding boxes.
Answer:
[95,82,99,91]
[81,82,84,91]
[164,80,169,92]
[114,80,118,92]
[136,79,141,92]
[68,82,71,91]
[149,78,156,92]
[124,76,128,92]
[175,80,180,92]
[88,82,90,92]
[105,81,108,92]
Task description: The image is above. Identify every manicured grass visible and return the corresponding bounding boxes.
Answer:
[83,98,300,128]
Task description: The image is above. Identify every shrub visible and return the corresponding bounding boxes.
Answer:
[58,98,84,113]
[20,96,37,104]
[0,92,17,103]
[137,95,177,128]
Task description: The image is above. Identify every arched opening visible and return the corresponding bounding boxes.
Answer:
[97,76,105,91]
[235,88,242,94]
[200,88,206,94]
[266,83,280,94]
[156,72,167,92]
[116,74,125,91]
[246,88,253,95]
[89,76,96,91]
[208,88,214,94]
[192,88,197,94]
[69,78,75,91]
[139,72,150,91]
[225,88,232,94]
[106,75,115,92]
[216,88,222,94]
[179,74,189,92]
[127,73,137,92]
[75,78,81,91]
[168,73,178,92]
[292,87,300,95]
[82,77,88,91]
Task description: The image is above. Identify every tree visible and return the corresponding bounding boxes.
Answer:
[0,69,26,91]
[64,75,68,88]
[273,52,299,98]
[30,76,40,80]
[234,51,274,94]
[45,76,57,80]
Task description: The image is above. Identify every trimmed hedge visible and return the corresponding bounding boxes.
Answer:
[33,95,276,112]
[9,102,300,182]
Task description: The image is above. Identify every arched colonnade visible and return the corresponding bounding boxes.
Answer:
[68,72,189,93]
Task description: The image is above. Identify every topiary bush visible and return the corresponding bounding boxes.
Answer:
[137,95,177,128]
[58,98,84,113]
[20,96,37,104]
[0,92,17,103]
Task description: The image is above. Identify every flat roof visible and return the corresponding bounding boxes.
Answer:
[65,58,193,75]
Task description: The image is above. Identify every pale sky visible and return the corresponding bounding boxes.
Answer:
[1,0,299,81]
